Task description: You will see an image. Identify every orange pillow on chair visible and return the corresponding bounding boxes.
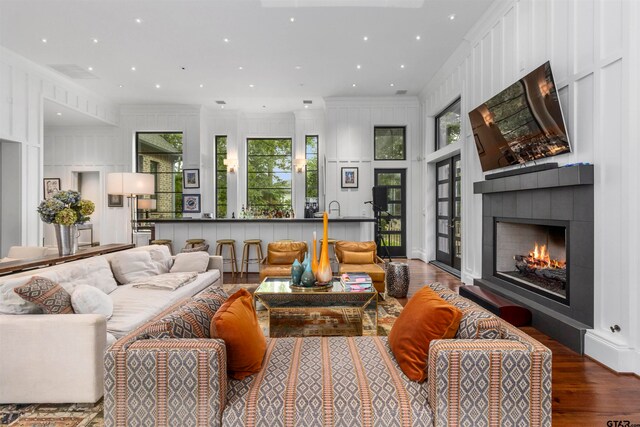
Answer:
[389,286,462,382]
[210,289,266,379]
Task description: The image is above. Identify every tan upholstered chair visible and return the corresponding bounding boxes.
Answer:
[259,241,308,281]
[335,241,386,294]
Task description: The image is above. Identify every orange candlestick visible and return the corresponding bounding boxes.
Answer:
[311,231,318,275]
[317,212,332,283]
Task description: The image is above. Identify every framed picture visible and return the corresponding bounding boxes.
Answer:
[341,167,359,189]
[183,169,200,189]
[182,194,201,213]
[43,178,61,200]
[108,194,123,207]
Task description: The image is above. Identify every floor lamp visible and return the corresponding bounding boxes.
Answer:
[107,173,155,244]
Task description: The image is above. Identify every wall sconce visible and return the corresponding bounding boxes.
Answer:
[223,158,238,173]
[294,158,307,173]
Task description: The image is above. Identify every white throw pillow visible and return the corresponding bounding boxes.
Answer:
[71,284,113,319]
[110,251,159,284]
[170,252,209,273]
[0,276,43,314]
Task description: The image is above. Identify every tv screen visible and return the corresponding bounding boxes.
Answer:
[469,61,571,172]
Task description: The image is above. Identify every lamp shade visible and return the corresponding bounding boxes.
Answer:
[107,173,155,195]
[137,199,157,210]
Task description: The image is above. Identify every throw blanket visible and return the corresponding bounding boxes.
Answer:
[132,272,198,290]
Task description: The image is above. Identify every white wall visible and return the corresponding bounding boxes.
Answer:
[0,140,21,256]
[420,0,639,374]
[0,46,118,249]
[325,97,422,257]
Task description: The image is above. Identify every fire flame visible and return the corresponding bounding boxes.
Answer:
[529,243,565,269]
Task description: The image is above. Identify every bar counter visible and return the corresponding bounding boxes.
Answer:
[153,217,376,272]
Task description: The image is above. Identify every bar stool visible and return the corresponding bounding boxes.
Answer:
[216,239,238,277]
[150,239,173,255]
[182,239,209,253]
[241,239,264,278]
[321,237,339,273]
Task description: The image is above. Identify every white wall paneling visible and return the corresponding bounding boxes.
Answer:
[420,0,638,374]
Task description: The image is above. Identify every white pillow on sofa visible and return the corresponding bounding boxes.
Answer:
[111,251,159,284]
[71,284,113,319]
[170,252,209,273]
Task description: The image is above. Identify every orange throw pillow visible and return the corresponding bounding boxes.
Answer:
[389,286,462,382]
[210,289,266,380]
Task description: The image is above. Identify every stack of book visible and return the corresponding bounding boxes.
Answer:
[340,273,373,292]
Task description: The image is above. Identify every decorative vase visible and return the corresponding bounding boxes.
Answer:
[300,259,316,287]
[53,224,79,256]
[317,212,332,283]
[311,231,318,275]
[302,252,309,270]
[291,259,304,286]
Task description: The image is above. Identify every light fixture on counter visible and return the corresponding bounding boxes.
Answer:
[107,172,155,243]
[137,198,157,219]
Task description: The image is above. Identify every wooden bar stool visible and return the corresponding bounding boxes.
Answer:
[216,239,238,277]
[241,239,264,278]
[150,239,173,255]
[182,239,209,253]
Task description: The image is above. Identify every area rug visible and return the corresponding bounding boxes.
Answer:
[0,284,402,426]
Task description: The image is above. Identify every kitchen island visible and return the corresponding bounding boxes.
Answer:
[152,217,376,272]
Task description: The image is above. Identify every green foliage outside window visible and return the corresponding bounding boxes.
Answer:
[305,135,319,201]
[247,138,292,210]
[374,127,406,160]
[215,136,227,218]
[436,99,461,150]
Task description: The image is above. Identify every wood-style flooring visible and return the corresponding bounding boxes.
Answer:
[226,258,640,426]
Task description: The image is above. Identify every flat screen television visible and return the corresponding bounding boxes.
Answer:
[469,61,571,172]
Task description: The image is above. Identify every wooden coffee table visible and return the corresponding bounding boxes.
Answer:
[254,277,377,337]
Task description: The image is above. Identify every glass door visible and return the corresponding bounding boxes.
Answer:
[374,169,406,258]
[435,155,461,270]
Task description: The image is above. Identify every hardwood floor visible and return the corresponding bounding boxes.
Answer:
[226,258,640,425]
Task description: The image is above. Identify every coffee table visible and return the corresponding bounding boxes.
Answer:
[254,277,378,337]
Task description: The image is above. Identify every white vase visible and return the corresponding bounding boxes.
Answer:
[53,224,79,256]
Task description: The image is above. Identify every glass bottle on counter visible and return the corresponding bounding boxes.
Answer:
[240,205,246,219]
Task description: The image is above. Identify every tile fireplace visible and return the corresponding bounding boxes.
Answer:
[474,164,594,353]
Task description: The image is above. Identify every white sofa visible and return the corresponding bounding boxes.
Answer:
[0,245,223,404]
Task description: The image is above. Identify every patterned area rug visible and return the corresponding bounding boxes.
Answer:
[0,284,402,426]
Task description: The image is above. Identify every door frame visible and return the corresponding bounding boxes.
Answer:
[435,155,461,270]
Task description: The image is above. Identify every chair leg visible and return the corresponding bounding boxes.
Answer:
[215,243,222,256]
[257,243,264,263]
[230,243,238,278]
[241,244,248,278]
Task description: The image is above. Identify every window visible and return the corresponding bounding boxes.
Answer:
[374,127,406,160]
[246,138,292,210]
[436,98,461,150]
[305,135,319,202]
[136,132,183,218]
[215,135,227,218]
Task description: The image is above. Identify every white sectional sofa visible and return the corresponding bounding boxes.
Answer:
[0,245,223,404]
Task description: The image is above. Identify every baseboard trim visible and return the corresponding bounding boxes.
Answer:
[585,330,640,375]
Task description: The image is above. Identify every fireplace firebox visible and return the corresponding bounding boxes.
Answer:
[495,219,568,304]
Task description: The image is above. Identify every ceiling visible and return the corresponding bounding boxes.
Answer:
[43,99,115,127]
[0,0,494,112]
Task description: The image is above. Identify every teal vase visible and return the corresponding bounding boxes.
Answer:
[300,260,316,287]
[301,252,309,270]
[291,259,304,286]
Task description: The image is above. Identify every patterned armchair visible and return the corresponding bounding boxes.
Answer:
[104,283,551,427]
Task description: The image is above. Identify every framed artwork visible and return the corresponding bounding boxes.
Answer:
[107,194,123,207]
[341,167,359,189]
[43,178,61,200]
[183,169,200,189]
[182,194,201,213]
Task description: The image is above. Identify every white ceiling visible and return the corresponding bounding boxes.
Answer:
[0,0,494,112]
[43,99,115,127]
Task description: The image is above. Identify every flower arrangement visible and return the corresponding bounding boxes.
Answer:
[37,190,95,226]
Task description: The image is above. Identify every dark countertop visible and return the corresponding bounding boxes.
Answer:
[152,217,375,224]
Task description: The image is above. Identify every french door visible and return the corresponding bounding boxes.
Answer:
[435,156,461,270]
[374,169,406,258]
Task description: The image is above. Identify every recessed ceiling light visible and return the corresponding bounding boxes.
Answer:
[249,84,255,88]
[130,66,136,71]
[352,83,357,87]
[155,84,161,89]
[220,105,225,109]
[88,66,93,71]
[199,84,204,88]
[135,18,142,24]
[290,17,295,22]
[356,64,361,69]
[92,38,99,44]
[223,38,229,43]
[295,65,302,70]
[41,38,47,43]
[449,13,456,20]
[400,64,405,69]
[56,112,62,116]
[238,66,244,70]
[390,83,395,87]
[416,35,421,40]
[363,36,368,41]
[119,84,124,88]
[304,105,309,109]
